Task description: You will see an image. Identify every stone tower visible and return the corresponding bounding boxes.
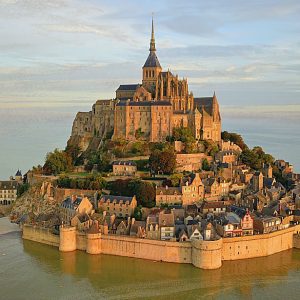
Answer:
[142,17,162,97]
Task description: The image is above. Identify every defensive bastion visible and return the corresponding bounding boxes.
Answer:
[22,224,300,270]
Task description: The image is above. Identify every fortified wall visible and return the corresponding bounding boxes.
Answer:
[22,224,300,270]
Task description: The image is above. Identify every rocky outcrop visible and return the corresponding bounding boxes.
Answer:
[10,181,60,227]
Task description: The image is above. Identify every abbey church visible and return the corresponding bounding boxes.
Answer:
[70,19,221,149]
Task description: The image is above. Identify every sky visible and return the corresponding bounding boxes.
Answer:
[0,0,300,108]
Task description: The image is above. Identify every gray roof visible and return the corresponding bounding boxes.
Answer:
[194,97,213,115]
[15,170,22,176]
[226,212,241,225]
[61,197,83,210]
[143,51,161,68]
[100,195,134,204]
[0,180,18,190]
[116,84,140,91]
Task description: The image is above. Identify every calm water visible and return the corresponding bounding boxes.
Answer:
[0,103,299,179]
[1,217,300,300]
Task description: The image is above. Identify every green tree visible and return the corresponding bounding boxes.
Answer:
[149,148,176,175]
[202,158,210,171]
[221,131,247,150]
[133,205,143,221]
[65,144,81,164]
[169,173,183,187]
[17,183,29,197]
[43,149,73,175]
[129,180,156,208]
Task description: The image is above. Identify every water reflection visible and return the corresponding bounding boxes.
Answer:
[22,240,300,299]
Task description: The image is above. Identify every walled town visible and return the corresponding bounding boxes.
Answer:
[4,19,300,269]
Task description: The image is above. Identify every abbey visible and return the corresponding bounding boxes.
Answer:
[70,19,221,149]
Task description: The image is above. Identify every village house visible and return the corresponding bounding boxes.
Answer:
[252,171,264,192]
[98,195,137,218]
[159,210,175,241]
[203,222,217,241]
[116,219,130,235]
[0,180,18,205]
[112,161,137,176]
[155,186,182,206]
[178,229,189,242]
[146,214,160,240]
[189,227,203,240]
[71,213,92,231]
[200,201,227,215]
[215,150,238,164]
[216,212,243,238]
[60,196,94,224]
[240,210,254,236]
[219,178,231,197]
[181,173,205,205]
[253,216,282,234]
[203,178,221,201]
[130,219,146,238]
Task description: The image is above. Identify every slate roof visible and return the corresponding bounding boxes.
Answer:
[0,180,18,190]
[143,51,161,68]
[116,84,140,91]
[226,212,241,225]
[194,97,213,115]
[130,221,146,235]
[159,212,175,227]
[100,195,135,204]
[156,187,182,196]
[61,197,83,210]
[15,170,22,176]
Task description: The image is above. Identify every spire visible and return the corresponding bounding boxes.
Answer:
[150,14,156,52]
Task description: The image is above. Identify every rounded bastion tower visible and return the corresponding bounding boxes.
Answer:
[86,232,102,255]
[191,239,223,269]
[59,226,77,252]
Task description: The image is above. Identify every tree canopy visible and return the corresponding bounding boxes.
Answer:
[43,149,73,175]
[149,148,176,175]
[240,147,274,170]
[56,175,106,190]
[108,179,156,208]
[221,131,247,150]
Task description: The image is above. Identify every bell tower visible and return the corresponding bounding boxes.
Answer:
[142,17,162,97]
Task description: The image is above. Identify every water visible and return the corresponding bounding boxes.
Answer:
[0,104,299,179]
[1,217,300,299]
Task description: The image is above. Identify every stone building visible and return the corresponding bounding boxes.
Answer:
[68,18,221,149]
[60,196,94,225]
[0,180,18,205]
[112,161,137,176]
[98,195,137,218]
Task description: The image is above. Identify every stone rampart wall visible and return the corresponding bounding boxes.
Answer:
[22,224,59,247]
[101,235,192,264]
[22,224,300,270]
[222,225,300,261]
